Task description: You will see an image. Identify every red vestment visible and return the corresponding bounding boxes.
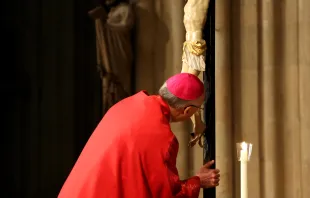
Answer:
[58,91,200,198]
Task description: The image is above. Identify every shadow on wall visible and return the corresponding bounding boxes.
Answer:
[271,0,285,196]
[133,2,169,94]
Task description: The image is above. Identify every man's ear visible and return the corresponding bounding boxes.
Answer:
[183,106,192,115]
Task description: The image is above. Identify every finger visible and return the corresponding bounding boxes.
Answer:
[213,181,220,187]
[203,160,215,168]
[213,173,220,178]
[213,178,220,183]
[209,169,219,175]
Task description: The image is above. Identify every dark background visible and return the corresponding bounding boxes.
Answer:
[2,0,102,197]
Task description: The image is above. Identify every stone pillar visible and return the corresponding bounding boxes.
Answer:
[215,0,233,197]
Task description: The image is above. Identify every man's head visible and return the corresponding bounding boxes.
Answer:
[159,73,205,122]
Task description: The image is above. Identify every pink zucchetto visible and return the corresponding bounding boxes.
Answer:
[166,73,204,100]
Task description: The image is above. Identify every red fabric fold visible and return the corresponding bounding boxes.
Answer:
[58,91,200,198]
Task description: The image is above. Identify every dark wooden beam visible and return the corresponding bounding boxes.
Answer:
[203,0,215,197]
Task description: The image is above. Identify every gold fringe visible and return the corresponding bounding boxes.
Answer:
[182,40,207,56]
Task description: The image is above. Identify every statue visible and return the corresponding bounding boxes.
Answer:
[181,0,210,147]
[89,0,135,113]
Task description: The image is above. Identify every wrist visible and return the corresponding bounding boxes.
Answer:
[191,175,201,187]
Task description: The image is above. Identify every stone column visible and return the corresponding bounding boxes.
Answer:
[215,0,233,197]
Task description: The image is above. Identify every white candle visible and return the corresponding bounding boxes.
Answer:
[240,142,248,198]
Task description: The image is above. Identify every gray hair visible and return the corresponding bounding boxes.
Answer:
[158,83,192,109]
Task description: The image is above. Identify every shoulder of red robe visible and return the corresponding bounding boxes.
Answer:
[166,73,204,100]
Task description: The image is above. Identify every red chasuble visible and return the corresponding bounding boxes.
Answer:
[58,91,200,198]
